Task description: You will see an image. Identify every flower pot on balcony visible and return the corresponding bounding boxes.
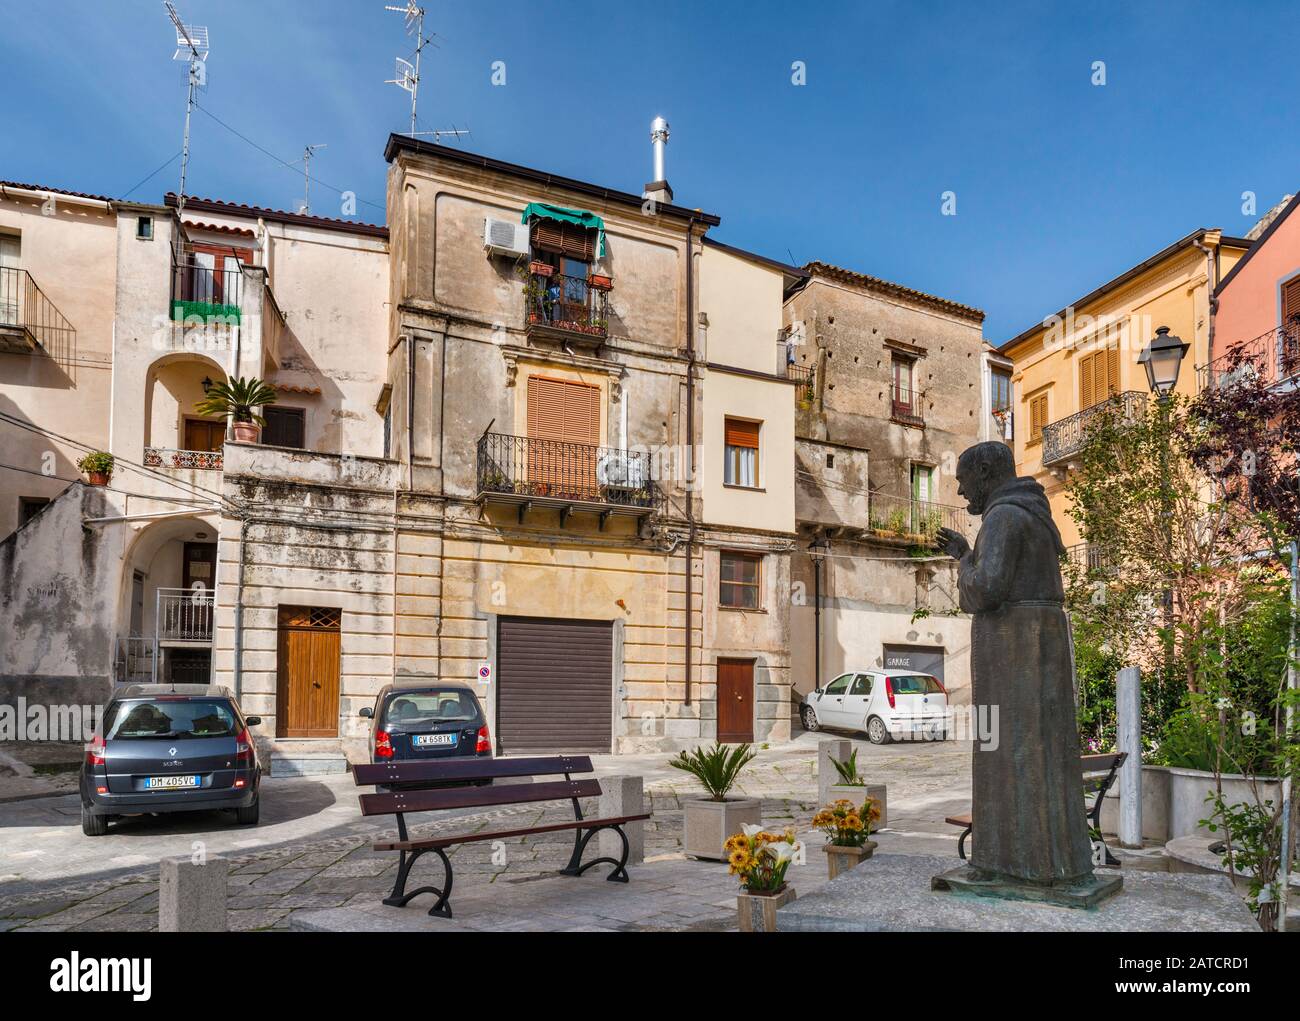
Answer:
[736,884,795,932]
[822,840,876,880]
[529,261,553,277]
[232,421,259,443]
[589,273,613,291]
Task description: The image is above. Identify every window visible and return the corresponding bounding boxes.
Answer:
[825,453,835,469]
[911,464,934,504]
[991,369,1012,413]
[1078,345,1119,410]
[823,674,852,695]
[1028,393,1049,444]
[850,674,874,696]
[892,355,915,408]
[136,216,153,240]
[724,417,760,488]
[18,496,50,526]
[720,551,762,609]
[263,406,306,449]
[1283,277,1300,326]
[526,375,601,497]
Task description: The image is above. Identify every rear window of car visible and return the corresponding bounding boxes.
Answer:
[889,675,944,695]
[104,699,239,739]
[383,690,480,726]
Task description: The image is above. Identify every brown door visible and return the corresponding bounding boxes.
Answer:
[276,606,342,738]
[497,616,612,753]
[717,658,754,743]
[185,418,226,453]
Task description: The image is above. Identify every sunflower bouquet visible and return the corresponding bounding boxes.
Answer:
[813,797,882,847]
[724,824,802,894]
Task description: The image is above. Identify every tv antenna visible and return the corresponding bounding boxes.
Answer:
[164,1,209,214]
[299,144,327,214]
[384,2,468,143]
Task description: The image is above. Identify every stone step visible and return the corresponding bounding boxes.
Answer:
[269,751,350,777]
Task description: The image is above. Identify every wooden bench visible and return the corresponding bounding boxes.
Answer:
[354,755,651,919]
[946,752,1128,867]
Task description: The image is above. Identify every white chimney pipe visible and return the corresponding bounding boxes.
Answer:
[650,116,670,183]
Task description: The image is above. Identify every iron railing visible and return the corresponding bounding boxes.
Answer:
[171,250,244,324]
[891,385,925,427]
[867,491,969,542]
[114,636,155,685]
[1197,322,1300,391]
[0,266,76,366]
[477,432,659,510]
[156,587,215,643]
[1062,541,1115,574]
[144,446,224,471]
[1040,390,1146,467]
[523,270,610,341]
[785,360,816,400]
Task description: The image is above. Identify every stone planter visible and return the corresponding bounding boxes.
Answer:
[826,783,887,829]
[1101,764,1171,842]
[823,840,876,880]
[232,421,259,443]
[1168,767,1278,840]
[736,884,795,932]
[682,796,761,861]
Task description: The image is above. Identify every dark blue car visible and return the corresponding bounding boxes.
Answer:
[360,684,491,763]
[80,684,262,836]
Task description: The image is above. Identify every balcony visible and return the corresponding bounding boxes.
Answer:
[156,588,214,646]
[144,446,224,471]
[477,432,660,527]
[1062,541,1115,575]
[785,360,816,401]
[866,491,969,544]
[1040,391,1146,468]
[0,266,76,365]
[891,386,925,427]
[1197,323,1300,391]
[170,251,243,325]
[523,268,610,347]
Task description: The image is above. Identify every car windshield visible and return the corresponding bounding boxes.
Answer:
[383,690,478,726]
[889,674,944,695]
[105,699,239,739]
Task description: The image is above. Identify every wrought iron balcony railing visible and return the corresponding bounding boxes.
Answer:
[144,446,224,471]
[0,266,76,364]
[891,385,925,427]
[171,251,244,324]
[1197,322,1300,391]
[1040,390,1146,467]
[1062,541,1115,574]
[523,270,610,343]
[866,491,969,542]
[477,432,659,514]
[157,587,214,644]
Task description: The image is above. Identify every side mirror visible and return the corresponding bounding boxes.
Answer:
[813,686,822,695]
[245,716,262,727]
[359,706,373,719]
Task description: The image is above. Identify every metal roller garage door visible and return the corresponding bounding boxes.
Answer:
[497,616,613,753]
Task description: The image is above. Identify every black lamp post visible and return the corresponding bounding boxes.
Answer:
[808,535,831,691]
[1139,326,1189,673]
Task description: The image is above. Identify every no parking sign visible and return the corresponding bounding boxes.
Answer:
[477,662,492,683]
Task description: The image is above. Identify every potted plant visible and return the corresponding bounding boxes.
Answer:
[528,260,553,277]
[825,749,889,827]
[589,272,613,291]
[813,796,882,880]
[668,742,760,860]
[728,824,801,932]
[77,451,114,486]
[194,376,277,444]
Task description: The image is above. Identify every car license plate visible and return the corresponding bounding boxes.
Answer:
[412,733,457,748]
[146,775,199,789]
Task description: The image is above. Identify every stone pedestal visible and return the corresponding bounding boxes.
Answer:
[776,852,1260,931]
[931,863,1122,909]
[823,840,876,880]
[737,885,796,932]
[817,739,852,807]
[598,774,644,865]
[159,855,228,932]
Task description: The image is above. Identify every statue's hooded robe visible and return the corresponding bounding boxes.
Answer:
[957,475,1094,884]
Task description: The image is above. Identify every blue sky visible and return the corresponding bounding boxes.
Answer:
[2,0,1298,340]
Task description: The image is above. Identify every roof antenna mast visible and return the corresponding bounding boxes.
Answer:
[299,144,327,215]
[384,2,468,143]
[163,1,209,214]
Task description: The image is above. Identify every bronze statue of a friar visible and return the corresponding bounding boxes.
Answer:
[931,442,1121,907]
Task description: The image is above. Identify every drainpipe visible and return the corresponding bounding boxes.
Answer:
[684,215,698,707]
[1193,233,1217,373]
[233,514,250,700]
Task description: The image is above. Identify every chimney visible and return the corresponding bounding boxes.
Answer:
[643,116,673,206]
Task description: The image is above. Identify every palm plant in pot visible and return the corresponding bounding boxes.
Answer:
[668,742,760,860]
[194,376,277,443]
[814,796,882,880]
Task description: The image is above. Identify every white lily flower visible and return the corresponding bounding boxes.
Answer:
[771,841,797,864]
[741,823,764,838]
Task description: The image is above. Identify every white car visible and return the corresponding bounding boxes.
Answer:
[800,669,949,744]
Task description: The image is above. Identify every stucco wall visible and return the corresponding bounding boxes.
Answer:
[1216,206,1300,363]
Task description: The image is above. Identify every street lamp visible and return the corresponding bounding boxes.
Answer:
[1137,326,1190,400]
[808,535,831,693]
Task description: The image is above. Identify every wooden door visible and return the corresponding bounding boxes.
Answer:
[185,418,226,453]
[276,606,342,738]
[717,658,754,744]
[526,376,601,499]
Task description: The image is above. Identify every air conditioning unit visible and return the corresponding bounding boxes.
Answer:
[598,451,645,489]
[483,217,530,258]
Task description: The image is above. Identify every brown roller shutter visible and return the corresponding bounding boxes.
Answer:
[531,220,595,261]
[496,616,613,753]
[724,418,760,448]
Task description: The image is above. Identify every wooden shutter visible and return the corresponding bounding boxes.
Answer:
[1079,354,1095,411]
[1030,394,1048,440]
[1107,344,1120,396]
[1283,277,1300,325]
[263,407,305,449]
[1079,347,1119,410]
[531,221,595,261]
[527,376,600,443]
[725,418,760,449]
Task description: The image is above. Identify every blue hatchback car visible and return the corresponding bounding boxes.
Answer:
[359,684,491,763]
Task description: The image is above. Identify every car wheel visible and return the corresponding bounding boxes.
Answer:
[81,805,108,837]
[801,706,819,732]
[235,797,260,826]
[867,716,891,745]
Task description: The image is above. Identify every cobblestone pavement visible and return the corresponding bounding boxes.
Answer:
[0,733,971,932]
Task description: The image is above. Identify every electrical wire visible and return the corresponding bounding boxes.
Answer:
[121,151,183,200]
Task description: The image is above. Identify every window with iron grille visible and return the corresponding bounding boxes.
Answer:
[720,551,762,609]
